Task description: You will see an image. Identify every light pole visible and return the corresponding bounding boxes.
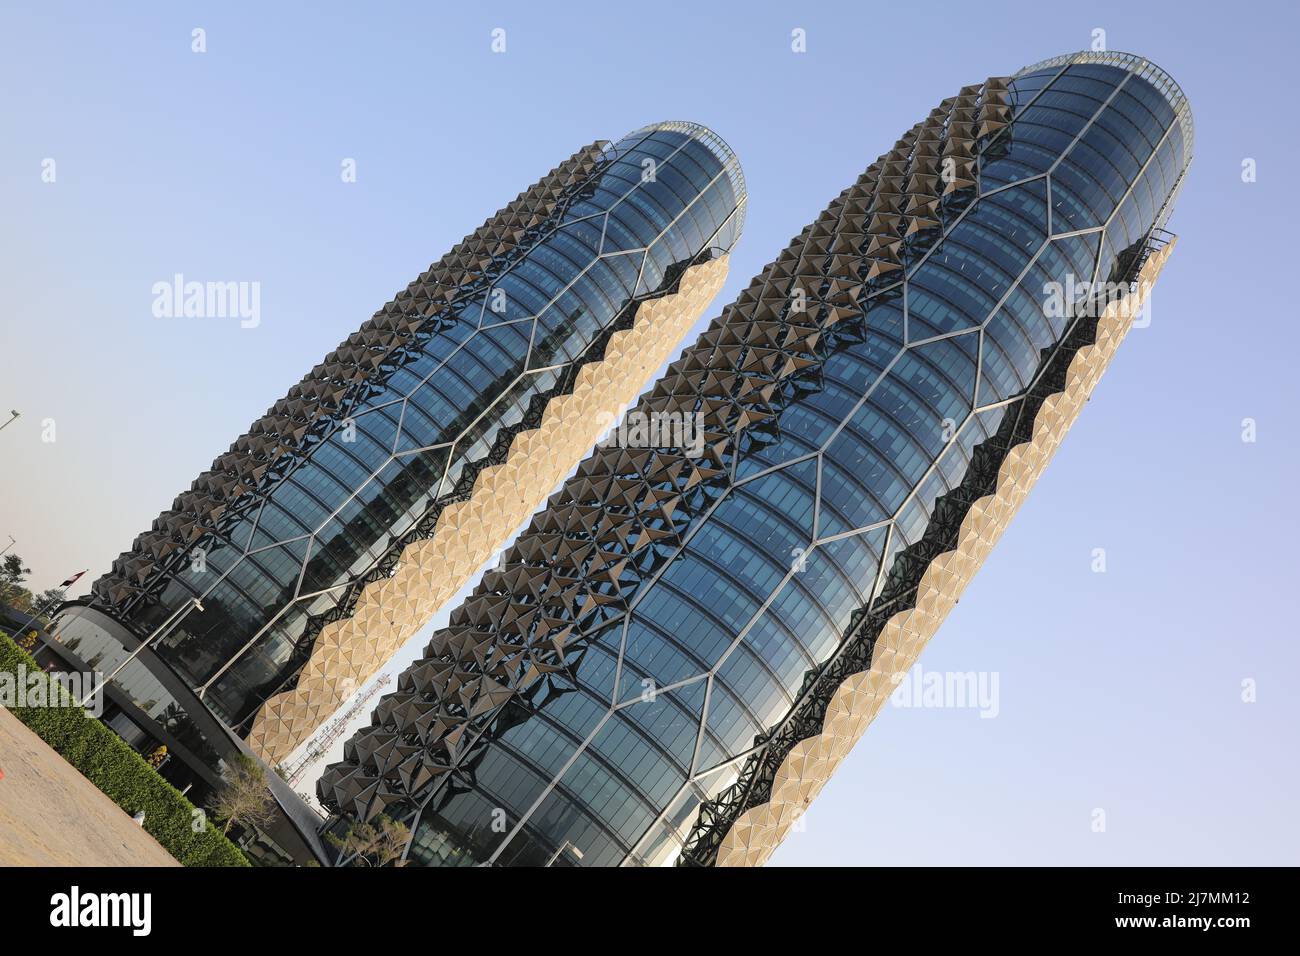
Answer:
[1,535,14,557]
[545,840,585,867]
[0,410,19,432]
[77,596,204,708]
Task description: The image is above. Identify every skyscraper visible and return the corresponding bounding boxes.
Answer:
[321,51,1192,867]
[45,122,745,862]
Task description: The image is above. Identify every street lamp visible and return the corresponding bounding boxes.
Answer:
[545,840,585,867]
[0,410,19,433]
[77,596,204,708]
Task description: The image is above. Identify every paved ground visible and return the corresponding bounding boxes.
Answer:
[0,708,179,866]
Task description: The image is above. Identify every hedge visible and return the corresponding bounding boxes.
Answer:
[0,634,249,867]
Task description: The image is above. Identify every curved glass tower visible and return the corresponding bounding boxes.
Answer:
[321,51,1191,867]
[46,122,744,862]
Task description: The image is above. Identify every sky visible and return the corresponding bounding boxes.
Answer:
[1,0,1297,865]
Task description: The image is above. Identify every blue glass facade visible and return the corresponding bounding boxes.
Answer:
[44,122,744,865]
[321,52,1191,867]
[79,123,744,733]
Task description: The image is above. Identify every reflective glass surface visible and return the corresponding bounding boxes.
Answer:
[363,55,1191,867]
[107,124,745,729]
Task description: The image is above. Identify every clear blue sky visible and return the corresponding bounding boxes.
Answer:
[2,0,1296,865]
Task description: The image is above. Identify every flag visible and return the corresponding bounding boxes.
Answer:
[59,570,86,589]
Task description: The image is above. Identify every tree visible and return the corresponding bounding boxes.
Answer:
[0,555,65,624]
[0,554,32,607]
[370,817,411,867]
[326,820,379,863]
[36,587,68,607]
[210,753,276,837]
[327,816,411,867]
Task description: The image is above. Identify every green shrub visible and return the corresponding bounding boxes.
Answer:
[0,634,248,867]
